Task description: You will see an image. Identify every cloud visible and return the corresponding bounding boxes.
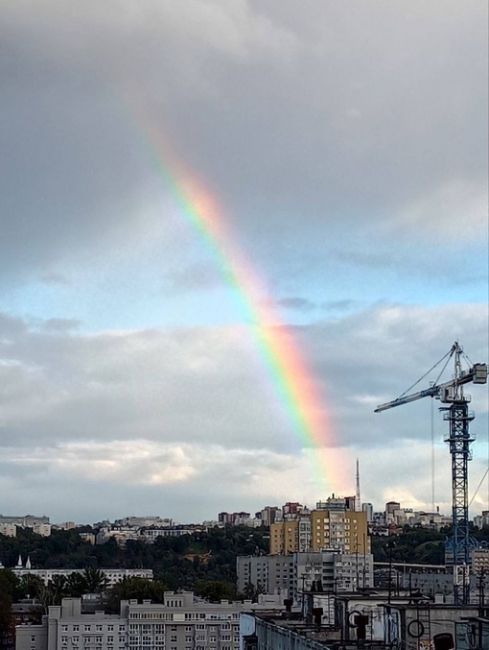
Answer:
[388,178,488,242]
[335,251,395,270]
[41,318,81,332]
[0,0,486,288]
[162,262,223,292]
[0,1,487,521]
[278,297,316,312]
[321,300,357,312]
[39,272,71,287]
[0,302,487,519]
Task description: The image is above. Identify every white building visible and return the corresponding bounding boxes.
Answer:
[0,522,17,537]
[298,517,311,552]
[16,592,284,650]
[0,515,51,537]
[12,566,153,587]
[139,527,201,542]
[114,516,173,528]
[361,503,373,523]
[96,527,140,547]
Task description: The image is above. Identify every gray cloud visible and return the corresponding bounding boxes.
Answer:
[321,300,357,312]
[0,0,486,286]
[41,318,81,332]
[0,303,487,519]
[0,1,487,521]
[278,297,316,312]
[162,262,223,292]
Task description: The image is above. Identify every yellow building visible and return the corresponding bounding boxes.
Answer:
[269,520,299,555]
[311,509,369,554]
[269,502,371,556]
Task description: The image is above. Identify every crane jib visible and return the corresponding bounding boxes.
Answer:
[374,363,487,413]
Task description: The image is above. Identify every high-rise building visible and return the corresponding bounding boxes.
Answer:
[269,496,370,556]
[256,506,280,527]
[282,502,304,518]
[362,502,373,523]
[237,551,374,601]
[311,509,369,554]
[270,520,299,555]
[385,501,401,524]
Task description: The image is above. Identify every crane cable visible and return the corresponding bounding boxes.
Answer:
[431,395,435,514]
[432,350,454,387]
[469,467,489,508]
[398,348,453,399]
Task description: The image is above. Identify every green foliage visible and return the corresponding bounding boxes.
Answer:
[104,578,167,612]
[372,527,446,564]
[194,579,236,602]
[17,574,45,599]
[0,570,17,629]
[0,526,269,601]
[82,568,107,593]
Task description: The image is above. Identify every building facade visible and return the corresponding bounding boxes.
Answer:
[236,555,293,596]
[16,593,285,650]
[269,521,299,556]
[269,497,370,557]
[0,515,51,537]
[310,509,369,554]
[237,552,374,603]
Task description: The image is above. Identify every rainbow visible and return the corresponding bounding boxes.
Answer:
[136,118,347,493]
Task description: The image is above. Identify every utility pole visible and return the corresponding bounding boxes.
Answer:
[300,573,306,619]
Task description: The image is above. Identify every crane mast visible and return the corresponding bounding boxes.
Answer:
[375,342,488,605]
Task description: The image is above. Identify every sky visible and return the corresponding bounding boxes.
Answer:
[0,0,488,524]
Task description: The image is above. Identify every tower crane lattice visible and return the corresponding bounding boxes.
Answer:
[375,342,487,604]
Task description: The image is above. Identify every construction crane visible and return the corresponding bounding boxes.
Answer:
[375,342,487,604]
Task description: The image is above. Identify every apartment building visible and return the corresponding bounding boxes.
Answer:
[311,508,369,554]
[269,516,311,555]
[293,551,373,600]
[16,593,284,650]
[0,515,51,537]
[0,522,17,537]
[269,496,370,557]
[16,598,126,650]
[269,520,299,555]
[237,551,374,603]
[236,555,293,595]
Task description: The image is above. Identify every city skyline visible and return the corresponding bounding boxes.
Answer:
[0,1,488,522]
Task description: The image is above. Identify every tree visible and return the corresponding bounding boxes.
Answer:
[65,572,87,597]
[194,580,236,602]
[48,575,68,604]
[104,578,167,613]
[17,574,45,600]
[0,570,18,642]
[82,568,107,593]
